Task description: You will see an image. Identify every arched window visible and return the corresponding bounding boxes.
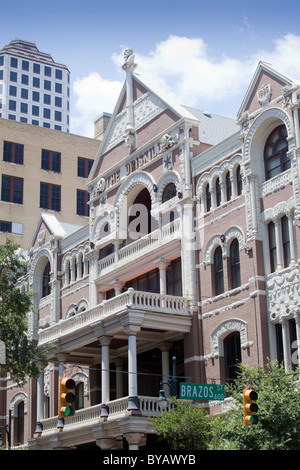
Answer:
[225,171,232,202]
[162,182,176,203]
[236,165,242,196]
[215,178,221,207]
[205,183,211,212]
[224,332,241,384]
[264,125,290,180]
[229,239,241,289]
[128,188,153,240]
[42,261,51,297]
[213,246,224,295]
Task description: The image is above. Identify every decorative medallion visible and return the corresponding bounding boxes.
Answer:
[257,83,272,107]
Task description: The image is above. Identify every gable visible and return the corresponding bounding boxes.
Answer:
[88,71,198,185]
[29,213,67,251]
[237,62,295,121]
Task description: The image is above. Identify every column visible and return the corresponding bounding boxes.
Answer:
[35,364,45,435]
[294,316,300,369]
[287,212,296,264]
[248,173,258,235]
[160,343,171,398]
[100,336,112,418]
[274,218,283,270]
[87,249,99,308]
[281,320,291,372]
[113,280,124,296]
[157,259,169,295]
[125,326,140,411]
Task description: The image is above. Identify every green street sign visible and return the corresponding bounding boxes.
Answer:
[180,382,225,401]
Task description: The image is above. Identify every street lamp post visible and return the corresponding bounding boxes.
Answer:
[158,356,177,410]
[0,409,11,449]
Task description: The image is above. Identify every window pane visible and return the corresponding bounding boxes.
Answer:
[268,221,277,272]
[214,246,224,295]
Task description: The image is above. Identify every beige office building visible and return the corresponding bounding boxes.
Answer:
[0,117,100,249]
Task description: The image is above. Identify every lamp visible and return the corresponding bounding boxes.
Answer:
[0,409,11,449]
[158,356,177,410]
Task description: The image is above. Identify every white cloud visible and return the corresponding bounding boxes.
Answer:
[71,72,122,137]
[72,34,300,137]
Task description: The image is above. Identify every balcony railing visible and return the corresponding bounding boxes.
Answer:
[39,395,169,435]
[98,219,181,273]
[38,288,190,346]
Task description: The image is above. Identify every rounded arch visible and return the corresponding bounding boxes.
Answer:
[29,249,52,303]
[210,319,251,358]
[10,392,28,416]
[114,171,157,214]
[223,226,246,257]
[203,236,224,265]
[243,107,294,185]
[93,215,112,242]
[114,171,158,241]
[157,170,181,203]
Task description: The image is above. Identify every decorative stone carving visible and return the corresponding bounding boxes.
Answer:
[267,266,300,322]
[38,229,46,246]
[122,48,137,72]
[209,319,252,358]
[160,133,179,151]
[92,178,106,198]
[257,83,272,107]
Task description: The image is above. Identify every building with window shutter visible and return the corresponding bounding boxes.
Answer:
[1,51,300,450]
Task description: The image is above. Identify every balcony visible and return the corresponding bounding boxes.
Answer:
[38,288,191,347]
[98,218,181,275]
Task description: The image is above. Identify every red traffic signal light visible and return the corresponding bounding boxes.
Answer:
[243,389,259,425]
[59,377,76,418]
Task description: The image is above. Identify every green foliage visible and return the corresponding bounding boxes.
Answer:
[151,398,212,450]
[0,237,48,383]
[152,361,300,450]
[210,360,300,450]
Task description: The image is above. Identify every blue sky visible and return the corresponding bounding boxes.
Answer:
[1,0,300,136]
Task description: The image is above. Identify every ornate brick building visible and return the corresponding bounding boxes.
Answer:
[1,50,300,450]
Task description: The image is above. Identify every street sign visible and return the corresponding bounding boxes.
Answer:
[180,382,225,401]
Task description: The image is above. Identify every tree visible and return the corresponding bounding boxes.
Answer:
[151,398,212,450]
[0,238,47,383]
[210,360,300,450]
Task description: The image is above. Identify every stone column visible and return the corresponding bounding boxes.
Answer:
[160,342,171,397]
[274,218,283,270]
[294,316,300,369]
[35,363,46,435]
[157,259,169,295]
[99,336,112,418]
[86,249,99,308]
[281,320,291,372]
[287,212,296,264]
[123,325,140,411]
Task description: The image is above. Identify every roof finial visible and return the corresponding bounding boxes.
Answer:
[122,48,137,72]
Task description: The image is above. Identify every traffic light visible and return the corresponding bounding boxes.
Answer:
[59,377,76,418]
[243,389,258,425]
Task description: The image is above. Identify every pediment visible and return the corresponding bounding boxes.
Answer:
[237,62,296,122]
[88,73,197,184]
